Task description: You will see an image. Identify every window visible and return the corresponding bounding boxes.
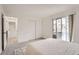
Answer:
[53,15,73,42]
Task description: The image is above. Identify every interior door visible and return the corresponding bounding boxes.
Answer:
[1,15,8,51]
[3,16,8,50]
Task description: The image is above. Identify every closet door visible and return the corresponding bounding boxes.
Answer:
[4,16,8,50]
[24,20,35,41]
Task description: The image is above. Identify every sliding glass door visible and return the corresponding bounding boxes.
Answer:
[53,15,73,42]
[57,18,62,39]
[53,18,62,39]
[62,16,69,41]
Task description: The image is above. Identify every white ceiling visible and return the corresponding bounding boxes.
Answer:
[2,4,79,19]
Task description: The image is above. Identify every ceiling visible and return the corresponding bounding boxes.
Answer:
[2,4,79,19]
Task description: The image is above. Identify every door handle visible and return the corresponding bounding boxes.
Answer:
[6,31,8,40]
[4,31,8,40]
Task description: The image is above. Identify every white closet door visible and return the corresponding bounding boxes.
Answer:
[26,20,35,40]
[18,20,35,42]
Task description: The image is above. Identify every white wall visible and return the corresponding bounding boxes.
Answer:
[36,19,42,39]
[72,8,79,43]
[42,17,53,38]
[18,17,42,42]
[2,6,42,43]
[18,18,35,42]
[4,16,42,43]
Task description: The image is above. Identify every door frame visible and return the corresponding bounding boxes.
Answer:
[1,14,4,51]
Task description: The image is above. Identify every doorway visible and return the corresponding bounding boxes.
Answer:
[1,16,18,51]
[8,22,17,45]
[5,16,18,45]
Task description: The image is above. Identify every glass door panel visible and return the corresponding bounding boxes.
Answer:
[57,19,62,39]
[62,16,69,41]
[53,20,57,38]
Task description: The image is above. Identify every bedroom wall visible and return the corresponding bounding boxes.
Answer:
[4,16,42,43]
[18,17,42,42]
[36,19,42,39]
[18,18,35,42]
[2,5,42,43]
[72,8,79,43]
[42,17,53,38]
